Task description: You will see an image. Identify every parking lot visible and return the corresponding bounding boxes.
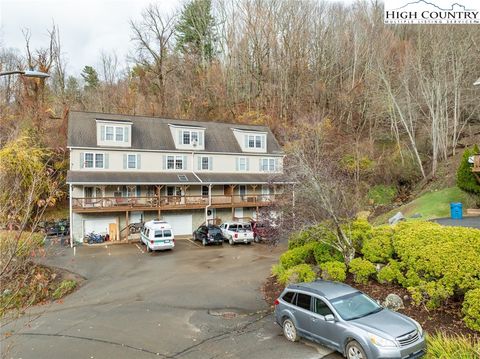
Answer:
[3,239,341,359]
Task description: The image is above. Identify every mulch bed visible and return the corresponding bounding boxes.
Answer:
[261,274,479,339]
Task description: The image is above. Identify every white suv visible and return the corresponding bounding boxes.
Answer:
[220,222,254,245]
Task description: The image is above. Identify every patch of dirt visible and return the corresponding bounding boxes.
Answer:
[261,274,479,339]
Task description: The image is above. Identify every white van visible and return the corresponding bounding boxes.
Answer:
[140,220,175,252]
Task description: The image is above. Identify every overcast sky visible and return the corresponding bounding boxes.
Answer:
[0,0,180,76]
[1,0,350,78]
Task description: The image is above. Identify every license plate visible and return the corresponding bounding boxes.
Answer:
[164,240,170,243]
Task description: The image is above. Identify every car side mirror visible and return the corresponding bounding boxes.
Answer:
[325,314,335,322]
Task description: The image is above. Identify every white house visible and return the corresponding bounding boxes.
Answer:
[67,111,286,243]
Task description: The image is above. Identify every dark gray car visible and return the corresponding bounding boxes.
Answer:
[274,281,426,359]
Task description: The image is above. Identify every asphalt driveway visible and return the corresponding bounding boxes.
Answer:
[2,240,342,359]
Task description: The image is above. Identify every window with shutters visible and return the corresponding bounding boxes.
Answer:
[239,157,247,171]
[166,155,184,170]
[246,134,264,149]
[260,158,276,172]
[84,153,104,168]
[127,154,137,169]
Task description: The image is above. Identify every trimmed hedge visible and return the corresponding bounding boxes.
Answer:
[462,288,480,332]
[349,258,376,284]
[276,264,316,285]
[361,225,394,263]
[320,261,347,282]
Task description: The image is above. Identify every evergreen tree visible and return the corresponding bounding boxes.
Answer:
[175,0,216,64]
[456,145,480,195]
[81,65,99,90]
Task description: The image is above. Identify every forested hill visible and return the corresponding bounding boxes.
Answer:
[1,0,479,202]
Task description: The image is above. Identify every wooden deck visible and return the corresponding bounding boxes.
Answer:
[72,194,277,213]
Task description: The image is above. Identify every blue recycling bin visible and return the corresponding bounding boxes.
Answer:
[450,202,463,219]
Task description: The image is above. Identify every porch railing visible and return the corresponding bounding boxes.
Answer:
[72,194,277,210]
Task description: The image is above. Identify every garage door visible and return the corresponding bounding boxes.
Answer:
[162,213,193,235]
[84,217,116,236]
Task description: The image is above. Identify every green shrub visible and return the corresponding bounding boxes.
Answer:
[426,332,480,358]
[457,145,480,195]
[349,258,376,284]
[361,225,394,263]
[462,288,480,332]
[392,222,480,308]
[342,219,373,252]
[320,261,347,282]
[279,242,316,269]
[288,224,336,249]
[377,260,405,284]
[52,280,77,300]
[312,242,343,265]
[277,264,316,285]
[368,185,397,206]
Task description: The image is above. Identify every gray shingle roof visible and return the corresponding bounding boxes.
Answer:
[67,111,283,154]
[67,171,286,185]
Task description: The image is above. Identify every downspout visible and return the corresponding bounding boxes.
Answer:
[205,184,212,225]
[69,184,73,248]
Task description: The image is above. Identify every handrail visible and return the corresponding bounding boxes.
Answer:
[72,194,277,209]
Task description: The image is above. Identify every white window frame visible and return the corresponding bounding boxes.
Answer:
[247,134,263,149]
[201,156,209,170]
[239,157,247,171]
[105,126,114,141]
[183,131,191,145]
[115,127,124,141]
[127,154,137,169]
[84,152,104,169]
[167,155,184,170]
[261,158,275,172]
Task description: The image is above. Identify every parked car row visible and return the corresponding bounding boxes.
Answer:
[139,219,272,252]
[193,220,271,246]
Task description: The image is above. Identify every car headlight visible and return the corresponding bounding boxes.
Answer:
[412,319,423,337]
[369,333,397,348]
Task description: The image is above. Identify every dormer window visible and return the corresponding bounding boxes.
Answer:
[169,124,205,150]
[183,130,200,145]
[247,135,263,149]
[97,119,132,147]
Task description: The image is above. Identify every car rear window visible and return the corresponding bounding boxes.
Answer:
[296,293,311,310]
[209,227,222,235]
[163,230,172,237]
[282,291,295,303]
[154,230,163,238]
[242,224,252,230]
[229,224,238,231]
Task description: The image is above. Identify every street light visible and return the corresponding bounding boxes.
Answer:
[0,70,49,78]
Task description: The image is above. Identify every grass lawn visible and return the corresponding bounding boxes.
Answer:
[374,187,476,224]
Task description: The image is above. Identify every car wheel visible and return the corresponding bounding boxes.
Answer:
[282,318,299,342]
[229,237,234,245]
[254,235,260,243]
[346,340,367,359]
[247,241,252,245]
[202,238,206,246]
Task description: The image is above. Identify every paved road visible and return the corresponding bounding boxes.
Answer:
[2,240,342,359]
[433,216,480,229]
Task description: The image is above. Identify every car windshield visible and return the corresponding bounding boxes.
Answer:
[330,292,382,321]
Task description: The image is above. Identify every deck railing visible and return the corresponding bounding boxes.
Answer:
[72,194,277,210]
